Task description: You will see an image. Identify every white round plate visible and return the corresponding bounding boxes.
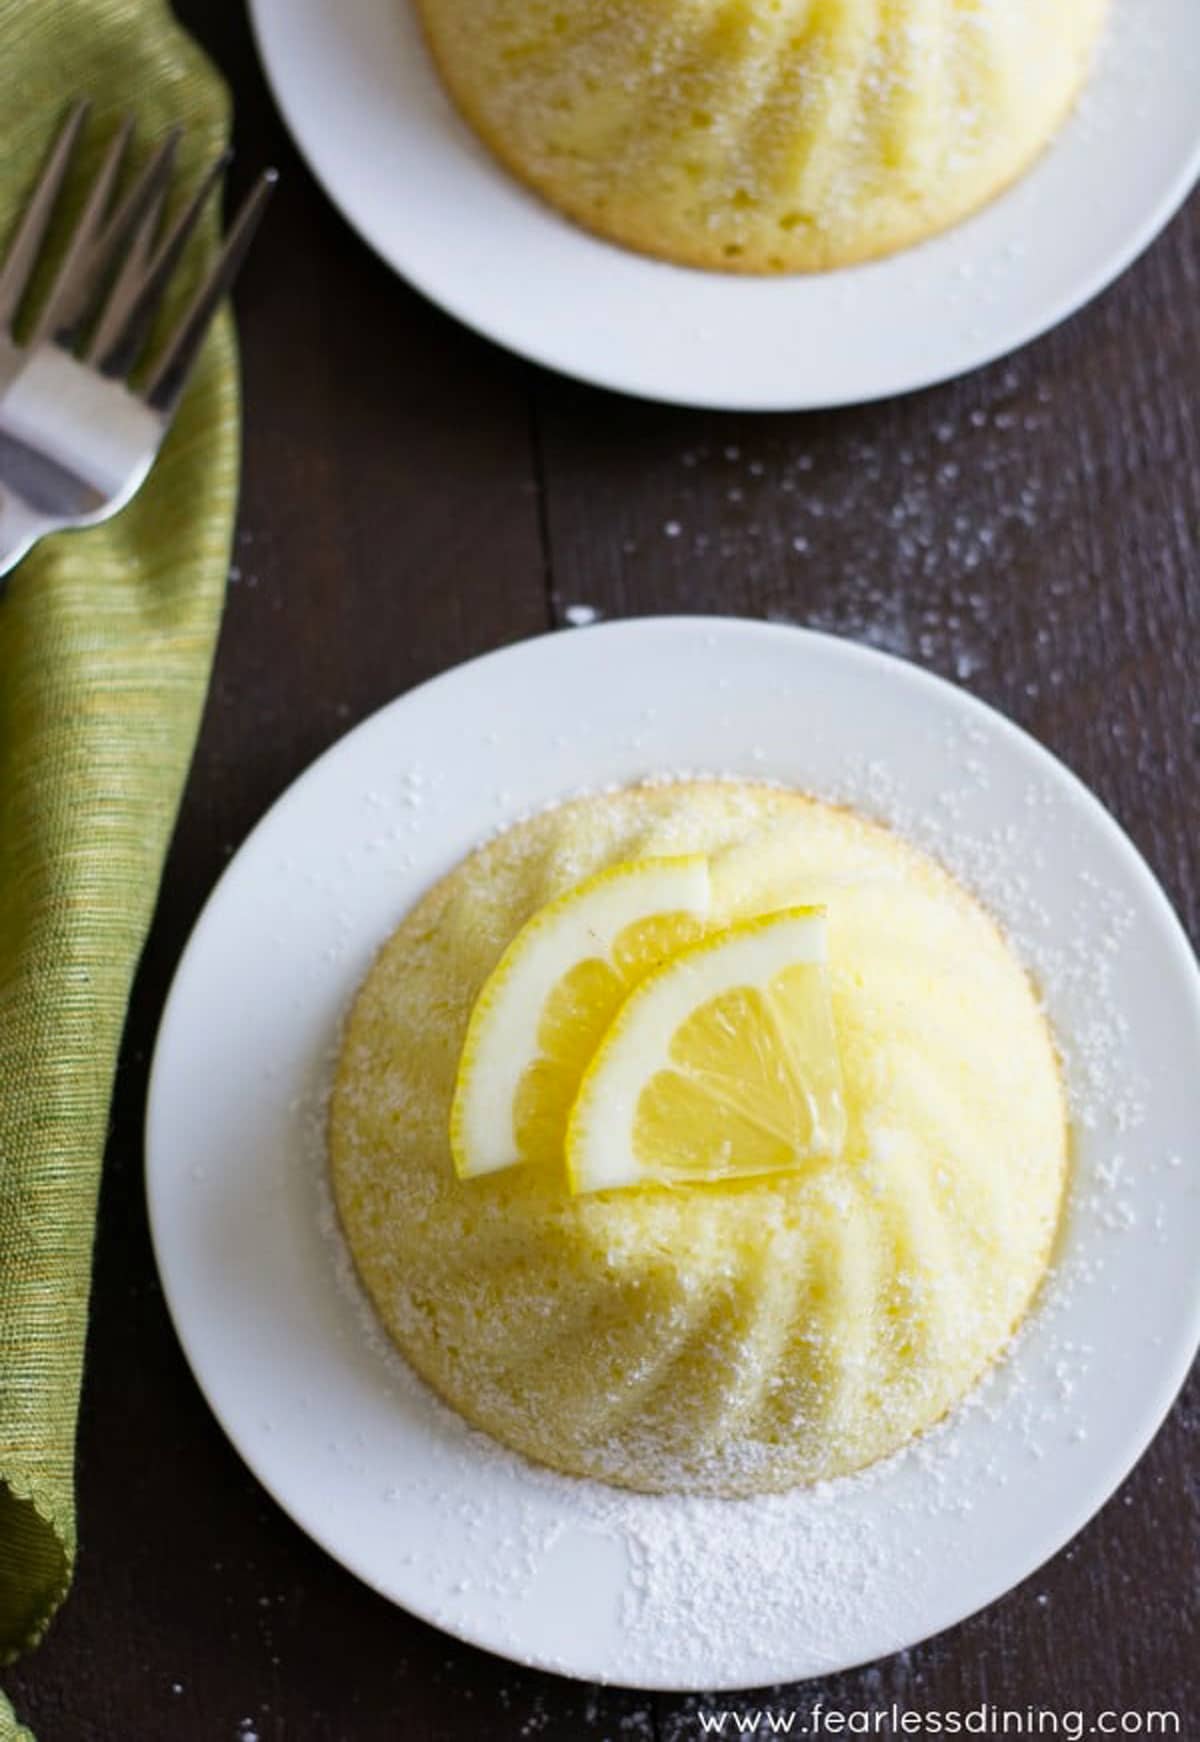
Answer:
[247,0,1200,410]
[147,619,1200,1689]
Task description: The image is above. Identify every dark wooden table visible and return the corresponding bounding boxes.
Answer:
[9,5,1199,1737]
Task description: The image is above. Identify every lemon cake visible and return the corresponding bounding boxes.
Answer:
[330,781,1068,1496]
[413,0,1107,271]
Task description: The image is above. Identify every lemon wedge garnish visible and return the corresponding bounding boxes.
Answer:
[451,856,711,1178]
[565,908,846,1195]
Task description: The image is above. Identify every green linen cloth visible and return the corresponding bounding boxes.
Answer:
[0,3,239,1734]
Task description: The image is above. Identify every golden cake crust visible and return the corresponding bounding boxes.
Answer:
[330,782,1068,1495]
[414,0,1107,272]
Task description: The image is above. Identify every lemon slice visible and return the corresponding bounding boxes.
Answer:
[451,856,711,1178]
[566,908,846,1194]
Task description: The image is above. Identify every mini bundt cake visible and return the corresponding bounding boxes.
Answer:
[414,0,1107,271]
[329,782,1067,1496]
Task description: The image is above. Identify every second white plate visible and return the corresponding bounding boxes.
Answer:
[147,619,1200,1689]
[249,0,1200,409]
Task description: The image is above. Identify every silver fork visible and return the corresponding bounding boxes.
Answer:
[0,100,275,579]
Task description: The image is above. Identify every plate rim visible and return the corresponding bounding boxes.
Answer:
[246,0,1200,411]
[146,617,1200,1688]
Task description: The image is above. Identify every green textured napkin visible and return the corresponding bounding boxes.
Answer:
[0,4,238,1735]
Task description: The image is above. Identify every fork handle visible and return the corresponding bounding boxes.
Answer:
[0,488,54,580]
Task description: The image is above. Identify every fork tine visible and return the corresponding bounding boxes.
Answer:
[89,147,231,377]
[41,124,185,352]
[88,126,182,283]
[144,167,277,415]
[28,111,134,346]
[0,99,90,332]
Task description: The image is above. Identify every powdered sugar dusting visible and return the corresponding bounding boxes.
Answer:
[564,603,600,627]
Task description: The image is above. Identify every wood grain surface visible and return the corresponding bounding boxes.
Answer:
[7,3,1198,1736]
